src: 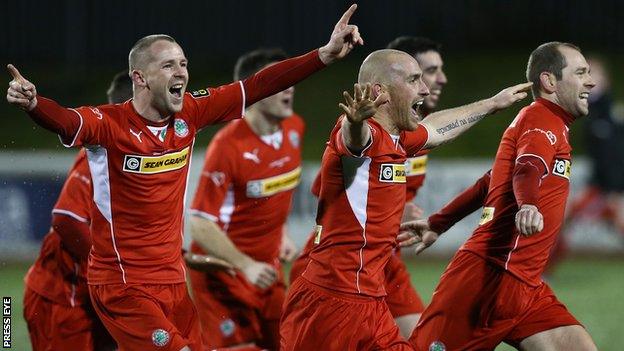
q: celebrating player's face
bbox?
[555,47,595,118]
[142,40,189,116]
[386,56,430,131]
[415,50,447,113]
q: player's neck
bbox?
[372,110,400,135]
[131,95,172,123]
[245,109,282,135]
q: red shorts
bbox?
[89,283,202,351]
[23,287,115,351]
[280,278,414,351]
[189,268,285,350]
[410,251,581,351]
[384,254,425,317]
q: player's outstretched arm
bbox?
[183,251,235,275]
[241,4,363,107]
[6,64,82,143]
[397,171,491,254]
[339,83,388,155]
[189,216,277,289]
[421,82,532,148]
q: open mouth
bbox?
[411,100,424,117]
[169,84,184,99]
[579,92,590,101]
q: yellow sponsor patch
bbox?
[552,159,571,180]
[313,225,323,245]
[246,166,301,198]
[379,163,406,183]
[479,207,495,225]
[123,147,190,174]
[405,155,428,176]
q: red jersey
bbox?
[189,114,305,263]
[66,83,246,284]
[462,98,573,286]
[302,117,428,296]
[24,150,92,306]
[405,149,429,202]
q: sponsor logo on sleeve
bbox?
[123,147,190,174]
[552,158,571,179]
[190,88,211,98]
[379,163,406,183]
[405,155,428,176]
[479,207,495,225]
[246,167,301,198]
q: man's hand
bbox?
[397,219,440,255]
[489,82,533,111]
[183,252,236,275]
[241,260,277,290]
[515,204,544,236]
[6,64,37,111]
[339,83,388,124]
[318,4,363,65]
[279,229,298,263]
[402,202,424,222]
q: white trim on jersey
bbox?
[188,209,219,222]
[220,185,236,232]
[504,234,521,270]
[238,80,246,118]
[86,147,127,284]
[59,108,85,148]
[516,153,550,179]
[344,157,371,294]
[179,138,196,277]
[52,209,89,223]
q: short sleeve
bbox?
[186,82,245,130]
[515,115,559,173]
[65,106,114,148]
[52,151,93,223]
[402,125,430,156]
[189,135,236,222]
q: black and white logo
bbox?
[124,156,141,172]
[380,164,394,182]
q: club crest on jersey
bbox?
[191,88,210,98]
[479,207,495,225]
[123,147,190,174]
[289,130,300,148]
[552,158,571,179]
[220,319,235,337]
[429,341,446,351]
[246,166,301,198]
[174,119,189,137]
[405,155,428,176]
[379,164,406,183]
[151,329,170,347]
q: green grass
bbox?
[1,257,622,350]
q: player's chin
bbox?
[168,100,184,113]
[401,117,420,131]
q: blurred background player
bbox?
[7,7,362,349]
[383,35,448,337]
[280,49,531,350]
[547,55,624,275]
[187,48,303,351]
[403,42,598,351]
[22,71,132,351]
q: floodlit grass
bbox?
[2,257,622,350]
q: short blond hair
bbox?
[128,34,176,71]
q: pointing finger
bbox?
[7,64,25,82]
[336,4,357,27]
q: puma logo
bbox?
[243,148,260,164]
[130,128,143,143]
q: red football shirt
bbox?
[302,117,428,296]
[65,83,246,284]
[405,149,429,202]
[189,114,305,263]
[462,98,573,286]
[24,150,92,306]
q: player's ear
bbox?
[372,83,386,99]
[539,72,556,94]
[131,70,147,88]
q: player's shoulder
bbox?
[513,101,563,130]
[285,113,305,130]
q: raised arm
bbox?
[421,82,532,148]
[243,4,363,107]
